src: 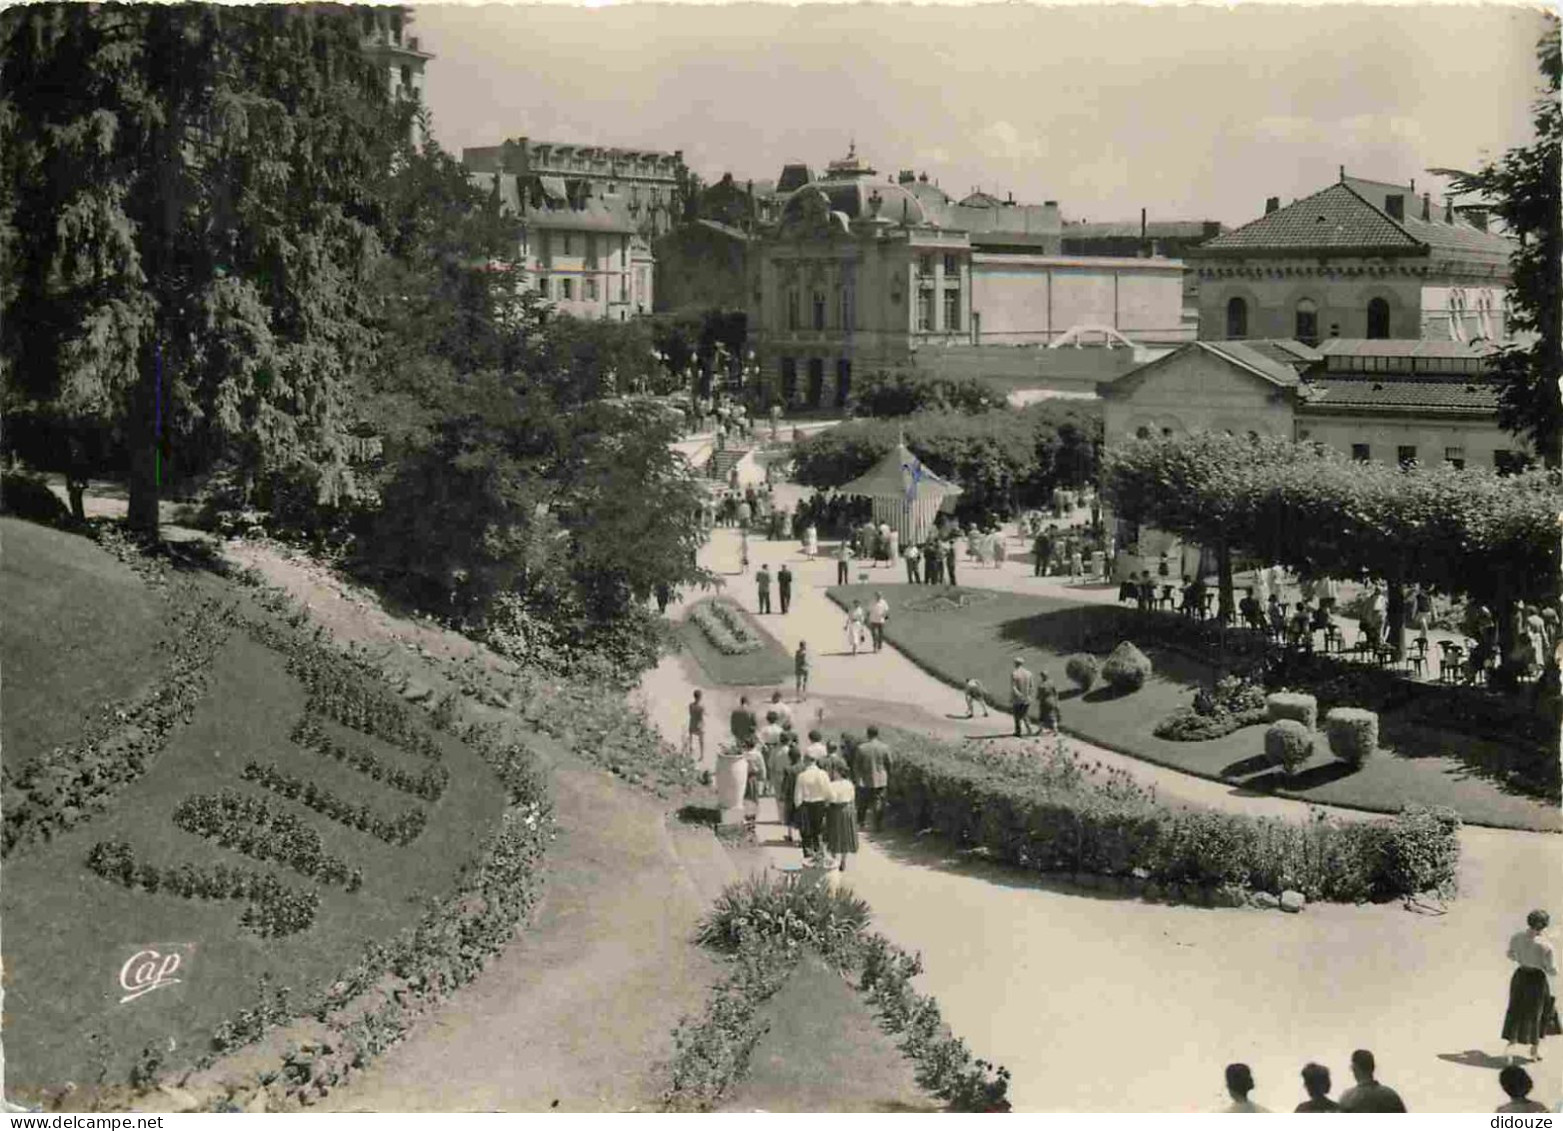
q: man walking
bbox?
[1009,658,1036,737]
[777,563,793,614]
[1033,526,1053,578]
[868,591,890,653]
[835,540,853,586]
[794,641,811,699]
[729,695,758,749]
[851,725,894,830]
[684,689,707,761]
[1338,1050,1406,1112]
[903,540,922,584]
[756,563,772,614]
[793,745,833,867]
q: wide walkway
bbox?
[642,524,1563,1113]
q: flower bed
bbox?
[172,790,363,890]
[880,730,1461,903]
[1154,674,1269,742]
[288,715,449,801]
[664,873,1010,1113]
[690,598,765,656]
[241,761,428,846]
[86,841,320,936]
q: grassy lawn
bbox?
[718,952,941,1113]
[1,618,507,1093]
[829,583,1560,832]
[677,597,794,687]
[1,518,166,761]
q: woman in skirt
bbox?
[825,760,859,872]
[776,740,803,845]
[742,740,767,819]
[1503,909,1560,1064]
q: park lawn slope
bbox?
[1,517,166,760]
[678,596,794,687]
[1,599,508,1096]
[828,583,1560,832]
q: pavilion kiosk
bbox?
[837,439,962,546]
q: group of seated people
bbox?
[1118,572,1212,618]
[1238,589,1339,652]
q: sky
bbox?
[409,2,1553,227]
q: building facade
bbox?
[747,148,1191,409]
[1188,172,1514,345]
[468,172,651,319]
[359,6,433,145]
[463,140,687,237]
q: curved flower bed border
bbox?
[663,873,1010,1113]
[690,598,765,656]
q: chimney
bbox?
[1422,192,1431,221]
[1339,165,1346,183]
[1409,177,1415,193]
[1265,196,1280,215]
[1141,206,1148,239]
[1385,194,1405,221]
[1444,198,1454,223]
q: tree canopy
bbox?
[1451,16,1562,467]
[847,369,1003,418]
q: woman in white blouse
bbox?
[1503,909,1560,1065]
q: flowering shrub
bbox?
[290,715,449,801]
[241,761,428,846]
[880,728,1460,902]
[1064,654,1100,693]
[86,840,320,936]
[1266,691,1319,731]
[1156,675,1270,741]
[690,599,764,656]
[1265,720,1315,775]
[172,790,361,890]
[1101,641,1152,693]
[1325,707,1379,766]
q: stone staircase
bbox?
[705,444,753,481]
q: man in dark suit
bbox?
[777,564,793,614]
[755,564,772,614]
[850,725,894,830]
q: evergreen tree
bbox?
[0,3,407,532]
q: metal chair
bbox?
[1437,641,1464,684]
[1407,636,1429,679]
[1158,584,1176,611]
[1322,622,1345,653]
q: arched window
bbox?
[1294,299,1318,345]
[1367,297,1391,339]
[1226,297,1248,339]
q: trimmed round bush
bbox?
[1101,641,1153,693]
[1265,719,1314,775]
[1266,691,1318,731]
[1065,653,1100,693]
[1325,707,1379,766]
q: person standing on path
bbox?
[794,641,811,699]
[737,497,752,531]
[924,540,943,585]
[1035,670,1061,734]
[835,540,853,585]
[739,530,750,574]
[755,564,772,614]
[654,581,671,615]
[1503,909,1560,1065]
[769,689,793,728]
[776,739,802,845]
[1033,526,1053,577]
[850,725,894,831]
[729,695,758,749]
[684,689,707,761]
[1337,1050,1407,1112]
[994,530,1008,569]
[804,522,818,559]
[903,540,922,583]
[944,537,959,587]
[1010,658,1037,737]
[886,526,900,569]
[825,761,858,872]
[868,591,890,653]
[794,744,833,867]
[777,563,793,614]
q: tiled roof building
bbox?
[1188,170,1515,345]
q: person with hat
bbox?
[793,735,834,867]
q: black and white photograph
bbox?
[0,0,1559,1115]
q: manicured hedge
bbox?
[1325,708,1379,767]
[1266,691,1318,732]
[878,730,1460,902]
[1065,654,1099,693]
[1265,720,1314,775]
[1102,641,1152,693]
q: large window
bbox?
[1294,299,1318,345]
[1397,445,1417,468]
[839,288,852,331]
[586,277,598,301]
[781,357,798,402]
[560,278,573,301]
[1444,447,1465,470]
[943,289,960,332]
[563,234,573,257]
[835,359,852,408]
[1367,297,1391,339]
[917,290,933,332]
[806,358,825,407]
[1226,296,1248,339]
[812,291,826,331]
[943,253,959,277]
[1351,443,1371,462]
[918,254,934,278]
[787,290,799,331]
[585,235,597,268]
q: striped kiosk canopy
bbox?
[837,437,961,546]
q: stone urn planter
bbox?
[715,750,749,828]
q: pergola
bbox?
[837,439,962,545]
